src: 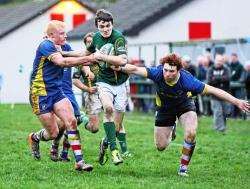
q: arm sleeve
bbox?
[39,41,58,60]
[146,66,163,82]
[185,72,205,94]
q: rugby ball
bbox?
[98,43,114,68]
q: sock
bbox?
[179,140,196,172]
[116,132,127,153]
[60,132,70,159]
[33,129,50,141]
[103,122,117,151]
[67,130,83,163]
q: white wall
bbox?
[0,5,94,103]
[127,0,250,44]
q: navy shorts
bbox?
[155,98,196,127]
[29,90,66,115]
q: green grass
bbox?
[0,104,249,189]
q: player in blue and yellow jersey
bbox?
[113,53,250,176]
[28,20,95,171]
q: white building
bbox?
[0,0,98,103]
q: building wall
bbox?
[127,0,250,44]
[0,2,94,103]
[126,0,250,65]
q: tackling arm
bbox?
[50,53,94,67]
[117,64,147,77]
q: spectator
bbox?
[182,55,197,76]
[207,54,231,133]
[229,53,244,118]
[182,55,200,115]
[242,61,250,99]
[197,55,211,115]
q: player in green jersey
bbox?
[88,9,132,165]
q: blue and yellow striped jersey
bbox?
[30,40,72,96]
[146,65,205,108]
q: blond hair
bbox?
[44,20,66,37]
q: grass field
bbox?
[0,104,249,189]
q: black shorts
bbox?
[155,98,196,127]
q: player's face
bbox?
[163,63,178,82]
[51,27,67,45]
[97,21,113,38]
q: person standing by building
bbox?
[229,53,244,118]
[207,54,231,133]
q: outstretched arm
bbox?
[203,84,250,112]
[113,64,148,77]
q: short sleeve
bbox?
[183,71,205,94]
[146,65,163,82]
[39,41,57,59]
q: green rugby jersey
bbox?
[87,29,129,85]
[73,63,99,87]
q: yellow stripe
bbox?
[31,57,47,96]
[155,94,161,107]
[31,94,40,114]
[202,84,208,94]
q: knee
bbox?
[48,129,59,139]
[105,106,114,115]
[155,141,170,151]
[185,129,196,142]
[68,117,77,130]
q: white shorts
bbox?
[84,92,102,115]
[96,82,128,112]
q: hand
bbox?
[87,71,95,81]
[88,86,97,94]
[93,49,105,62]
[110,65,121,71]
[236,99,250,112]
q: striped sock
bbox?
[179,140,196,172]
[33,129,49,141]
[60,133,70,159]
[67,130,83,163]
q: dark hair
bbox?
[160,53,183,70]
[95,9,113,27]
[231,52,238,57]
[83,32,95,45]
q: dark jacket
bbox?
[230,61,244,81]
[207,65,231,92]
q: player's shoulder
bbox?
[147,65,163,80]
[180,69,194,79]
[112,29,124,37]
[61,43,72,51]
[39,39,53,49]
